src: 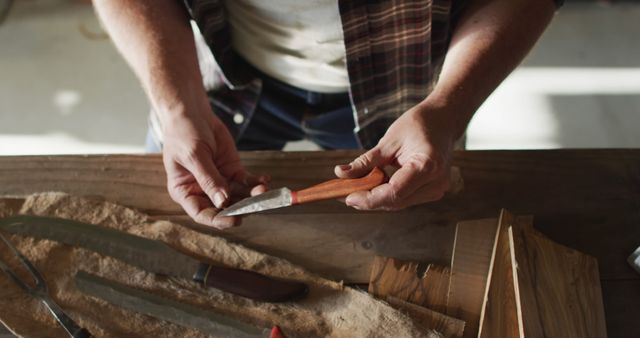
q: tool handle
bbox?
[193,263,308,303]
[292,167,386,205]
[72,328,92,338]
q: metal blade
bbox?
[218,188,293,217]
[0,215,199,280]
[74,271,267,338]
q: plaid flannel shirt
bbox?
[181,0,562,149]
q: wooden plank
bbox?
[368,256,450,313]
[511,221,608,338]
[447,218,499,338]
[478,210,521,338]
[387,296,465,338]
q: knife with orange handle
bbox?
[218,167,387,217]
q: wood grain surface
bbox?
[478,210,608,338]
[447,218,499,338]
[368,256,450,313]
[511,219,608,338]
[478,211,521,338]
[0,150,638,337]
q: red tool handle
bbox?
[291,167,386,205]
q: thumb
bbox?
[335,147,384,179]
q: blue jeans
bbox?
[146,73,360,152]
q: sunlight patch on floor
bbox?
[0,133,144,155]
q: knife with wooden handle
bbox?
[0,216,308,303]
[218,167,387,217]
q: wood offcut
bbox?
[447,218,499,338]
[478,210,608,338]
[368,256,451,313]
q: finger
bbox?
[250,184,268,196]
[212,214,240,229]
[178,194,238,229]
[228,181,268,202]
[346,171,449,211]
[393,178,449,209]
[344,163,424,210]
[183,152,230,209]
[335,147,385,179]
[344,155,443,210]
[345,183,398,210]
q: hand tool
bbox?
[0,232,91,338]
[74,271,268,338]
[269,326,286,338]
[218,167,386,217]
[0,216,308,303]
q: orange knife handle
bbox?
[291,167,386,205]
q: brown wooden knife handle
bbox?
[291,167,386,205]
[193,263,308,302]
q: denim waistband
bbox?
[249,66,350,106]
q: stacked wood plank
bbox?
[368,210,607,338]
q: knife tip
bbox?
[216,209,233,217]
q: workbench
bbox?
[0,149,638,337]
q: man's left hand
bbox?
[335,103,458,211]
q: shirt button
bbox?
[233,113,245,124]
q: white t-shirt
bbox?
[225,0,350,93]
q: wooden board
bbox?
[368,256,450,313]
[511,221,608,338]
[387,296,465,338]
[478,210,520,338]
[447,218,499,338]
[0,150,639,336]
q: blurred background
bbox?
[0,0,638,155]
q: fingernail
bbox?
[213,191,227,208]
[339,164,352,171]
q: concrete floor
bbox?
[0,1,639,155]
[468,2,640,149]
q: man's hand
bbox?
[162,107,269,229]
[93,0,271,228]
[335,103,456,211]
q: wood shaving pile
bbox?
[0,193,438,338]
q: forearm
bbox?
[92,0,208,125]
[422,0,556,138]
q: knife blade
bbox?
[0,215,308,303]
[74,271,268,338]
[218,167,386,217]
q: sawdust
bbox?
[0,193,439,338]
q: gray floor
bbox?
[0,1,638,155]
[467,3,640,149]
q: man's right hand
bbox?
[92,0,269,228]
[162,107,269,230]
